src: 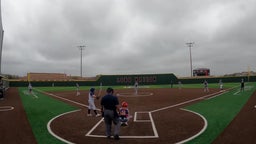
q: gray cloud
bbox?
[1,0,256,77]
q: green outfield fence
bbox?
[7,74,256,87]
[179,75,256,84]
[8,73,178,87]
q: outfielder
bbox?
[28,82,33,94]
[219,79,223,90]
[87,88,101,117]
[178,81,182,90]
[240,78,245,92]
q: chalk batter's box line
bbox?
[134,112,151,122]
[86,111,159,138]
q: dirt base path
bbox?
[0,88,37,144]
[213,91,256,144]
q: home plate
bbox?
[254,105,256,108]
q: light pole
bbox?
[78,45,85,77]
[186,42,194,77]
[0,0,4,74]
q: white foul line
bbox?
[31,93,38,99]
[35,88,100,111]
[233,91,240,95]
[0,106,14,111]
[85,118,104,137]
[151,91,224,113]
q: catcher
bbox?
[87,88,101,117]
[119,101,130,126]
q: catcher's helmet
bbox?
[121,101,128,107]
[90,88,95,93]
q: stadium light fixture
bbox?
[0,0,4,74]
[78,45,86,77]
[186,42,194,77]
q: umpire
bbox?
[101,87,121,140]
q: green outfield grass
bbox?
[185,82,256,144]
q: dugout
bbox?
[0,75,9,99]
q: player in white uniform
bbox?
[28,83,33,94]
[203,80,209,92]
[178,81,182,90]
[219,79,223,91]
[134,80,138,95]
[76,83,80,96]
[87,88,101,117]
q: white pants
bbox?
[88,100,96,110]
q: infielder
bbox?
[203,80,209,92]
[134,80,138,94]
[240,78,245,92]
[76,83,80,96]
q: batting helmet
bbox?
[90,88,95,93]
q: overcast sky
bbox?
[1,0,256,77]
